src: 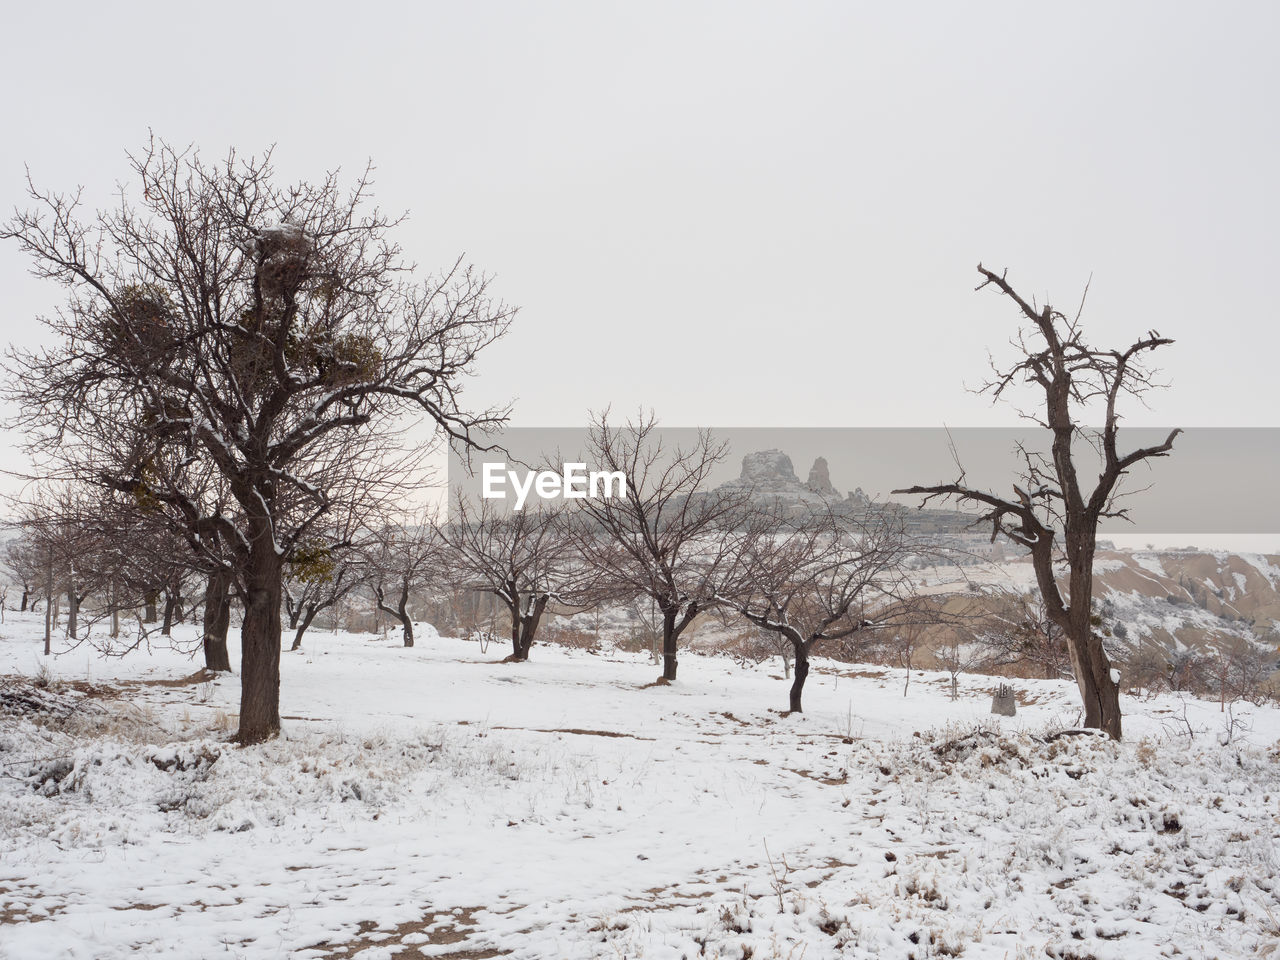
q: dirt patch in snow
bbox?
[306,906,510,959]
[112,669,224,690]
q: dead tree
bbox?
[722,507,913,713]
[577,412,746,682]
[895,264,1179,740]
[3,139,512,743]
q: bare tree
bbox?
[1168,649,1212,694]
[11,485,117,645]
[882,616,929,697]
[729,627,796,678]
[7,507,61,652]
[285,500,367,651]
[979,589,1073,680]
[365,508,444,648]
[285,548,360,651]
[933,627,995,701]
[443,495,591,662]
[119,491,237,669]
[3,538,42,613]
[10,482,234,668]
[3,139,512,743]
[895,264,1179,740]
[1208,636,1276,709]
[201,562,235,671]
[577,412,746,682]
[722,507,914,713]
[122,462,239,671]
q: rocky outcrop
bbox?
[716,449,980,534]
[738,449,800,490]
[806,457,838,497]
[718,450,840,511]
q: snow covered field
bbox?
[2,613,1279,959]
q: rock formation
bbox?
[806,457,838,497]
[717,450,841,512]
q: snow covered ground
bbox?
[2,613,1279,959]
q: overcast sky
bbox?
[2,1,1276,440]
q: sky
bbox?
[1,2,1277,543]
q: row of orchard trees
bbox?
[2,137,1185,744]
[3,410,929,723]
[6,485,212,655]
[462,414,926,715]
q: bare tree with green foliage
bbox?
[3,138,512,743]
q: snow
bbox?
[2,613,1279,958]
[1234,571,1250,598]
[1240,553,1280,585]
[1133,554,1167,578]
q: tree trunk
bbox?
[399,603,414,647]
[373,583,414,646]
[661,605,678,681]
[43,552,52,656]
[285,589,301,630]
[510,595,547,662]
[237,529,283,745]
[789,645,810,713]
[1064,552,1122,739]
[1069,628,1121,737]
[144,591,158,623]
[20,587,29,612]
[398,582,414,647]
[291,605,319,651]
[509,600,522,658]
[203,569,233,672]
[162,591,176,636]
[66,585,78,640]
